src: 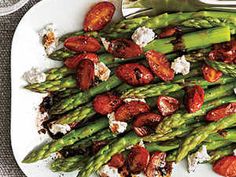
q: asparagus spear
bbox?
[50,155,87,172]
[22,117,108,163]
[209,144,236,163]
[78,132,140,177]
[55,88,80,98]
[176,113,236,162]
[49,48,75,61]
[143,26,230,53]
[122,76,234,99]
[206,59,236,78]
[25,76,77,93]
[206,129,236,143]
[156,82,236,134]
[59,31,99,42]
[46,66,74,81]
[50,75,122,114]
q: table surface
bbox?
[0,1,40,176]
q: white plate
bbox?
[11,0,220,176]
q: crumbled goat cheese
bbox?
[138,139,145,147]
[95,62,111,81]
[39,23,58,55]
[132,26,155,47]
[234,149,236,156]
[187,145,211,173]
[123,98,146,103]
[234,88,236,95]
[108,112,128,134]
[101,38,110,51]
[49,123,71,135]
[98,164,120,177]
[23,67,46,84]
[131,172,146,177]
[171,55,191,75]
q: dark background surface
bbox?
[0,0,40,176]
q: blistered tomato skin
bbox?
[93,92,123,115]
[159,27,180,39]
[115,63,154,86]
[185,85,205,113]
[205,103,236,122]
[133,113,162,137]
[64,36,101,53]
[128,146,150,174]
[145,50,174,82]
[64,53,99,69]
[108,154,125,168]
[115,101,150,122]
[146,152,172,177]
[157,96,180,116]
[202,64,223,83]
[108,39,143,59]
[83,2,115,32]
[76,59,95,91]
[213,156,236,177]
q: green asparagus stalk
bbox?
[209,144,236,163]
[206,59,236,78]
[50,155,87,172]
[176,113,236,162]
[46,66,74,81]
[50,75,122,114]
[78,132,140,177]
[55,88,80,98]
[122,76,234,99]
[51,103,96,126]
[49,48,75,61]
[143,26,230,53]
[22,117,108,163]
[59,31,99,42]
[25,76,77,93]
[206,129,236,143]
[156,82,236,134]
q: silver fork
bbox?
[122,0,236,18]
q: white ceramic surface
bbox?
[11,0,220,176]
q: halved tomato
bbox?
[157,96,180,116]
[213,156,236,177]
[145,50,174,81]
[202,64,222,83]
[108,153,125,168]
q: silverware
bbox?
[122,0,236,18]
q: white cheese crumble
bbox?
[95,62,111,81]
[49,123,71,135]
[100,37,110,51]
[131,172,146,177]
[39,23,58,55]
[234,149,236,156]
[98,164,120,177]
[234,88,236,95]
[107,112,128,134]
[138,139,145,147]
[171,55,190,75]
[187,145,211,173]
[132,26,155,47]
[123,98,146,103]
[23,67,46,84]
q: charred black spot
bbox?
[39,95,53,113]
[134,68,142,81]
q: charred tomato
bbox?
[202,64,222,83]
[213,156,236,177]
[157,96,180,116]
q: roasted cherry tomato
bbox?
[76,59,95,91]
[64,36,101,53]
[202,64,222,83]
[108,153,125,168]
[64,53,99,69]
[213,156,236,177]
[145,50,174,82]
[159,27,180,39]
[157,96,180,116]
[108,38,143,59]
[93,92,123,115]
[146,152,172,177]
[205,103,236,122]
[83,2,115,31]
[92,140,108,154]
[115,101,150,122]
[133,113,162,137]
[185,85,205,113]
[209,40,236,64]
[128,145,150,174]
[119,165,130,177]
[115,63,154,86]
